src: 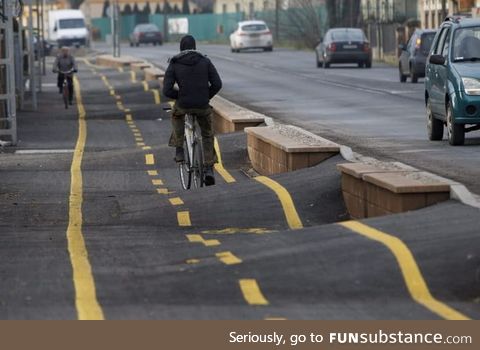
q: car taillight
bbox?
[415,37,421,49]
[328,43,336,52]
[363,42,370,52]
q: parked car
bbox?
[230,20,273,52]
[425,16,480,145]
[315,28,372,68]
[129,24,163,47]
[399,29,436,83]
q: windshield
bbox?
[59,18,85,29]
[331,30,365,42]
[453,26,480,61]
[241,24,267,32]
[137,24,159,32]
[421,33,436,51]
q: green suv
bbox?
[425,17,480,145]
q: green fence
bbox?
[90,7,326,45]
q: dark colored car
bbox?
[425,16,480,145]
[315,28,372,68]
[399,29,436,83]
[129,24,163,47]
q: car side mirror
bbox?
[429,54,445,65]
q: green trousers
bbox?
[169,104,217,166]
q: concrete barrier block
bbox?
[211,96,265,133]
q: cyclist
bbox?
[53,46,78,105]
[163,35,222,186]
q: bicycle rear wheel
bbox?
[63,83,69,109]
[179,138,192,190]
[192,134,205,188]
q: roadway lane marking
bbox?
[152,179,164,186]
[67,77,104,320]
[151,89,161,104]
[130,71,137,83]
[339,221,471,320]
[125,114,133,121]
[142,146,152,150]
[147,170,158,176]
[177,211,191,226]
[239,279,269,306]
[254,176,303,230]
[169,197,184,206]
[157,188,170,194]
[186,234,220,247]
[214,137,236,183]
[142,81,149,91]
[216,251,242,265]
[145,154,155,165]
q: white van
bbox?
[48,10,88,47]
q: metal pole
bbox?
[28,3,37,110]
[36,0,42,92]
[41,0,46,75]
[275,0,279,41]
[115,0,120,57]
[18,18,25,109]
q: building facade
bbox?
[419,0,476,29]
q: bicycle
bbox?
[164,106,205,189]
[59,69,74,109]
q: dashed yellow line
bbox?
[216,251,242,265]
[151,89,161,104]
[152,179,164,186]
[157,188,170,194]
[169,197,184,206]
[142,146,152,150]
[125,114,133,121]
[67,77,104,320]
[214,137,236,183]
[145,154,155,165]
[147,170,158,176]
[254,176,303,230]
[137,142,145,147]
[339,221,470,320]
[186,234,220,247]
[142,81,149,91]
[177,211,191,226]
[239,279,269,306]
[130,71,137,83]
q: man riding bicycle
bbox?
[53,47,78,105]
[163,35,222,186]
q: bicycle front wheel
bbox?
[179,138,192,190]
[63,84,69,109]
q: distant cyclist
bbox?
[163,35,222,186]
[53,46,78,105]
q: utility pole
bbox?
[275,0,279,41]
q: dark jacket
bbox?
[163,51,222,109]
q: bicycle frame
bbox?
[184,113,196,164]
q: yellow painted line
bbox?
[152,179,164,186]
[142,81,149,91]
[118,66,124,73]
[129,126,137,131]
[109,90,115,96]
[135,138,144,142]
[201,227,273,235]
[130,71,137,83]
[116,102,124,110]
[136,142,145,146]
[169,197,184,206]
[68,77,104,320]
[133,132,142,137]
[147,170,158,176]
[254,176,303,230]
[82,58,94,67]
[186,234,220,247]
[125,114,133,121]
[151,89,161,104]
[213,137,236,183]
[157,188,170,195]
[186,259,200,264]
[216,251,242,265]
[142,146,152,150]
[124,108,131,112]
[177,211,191,226]
[115,95,121,100]
[239,279,269,306]
[145,154,155,165]
[339,221,470,320]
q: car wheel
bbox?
[324,61,330,69]
[316,54,323,68]
[365,61,372,68]
[399,65,407,83]
[410,65,418,83]
[129,42,133,47]
[426,98,443,141]
[447,102,465,145]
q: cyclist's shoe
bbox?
[175,147,185,163]
[204,166,215,186]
